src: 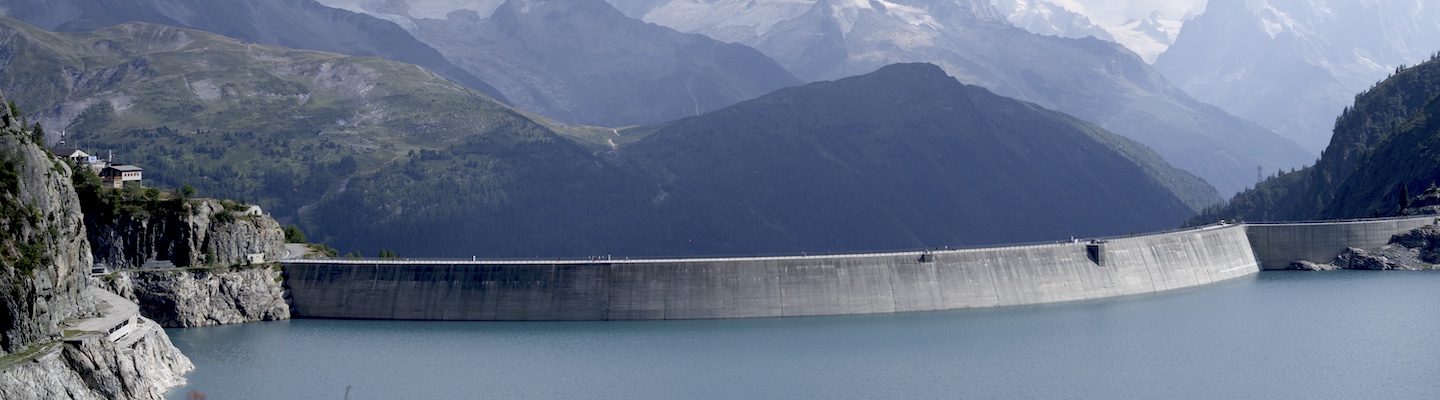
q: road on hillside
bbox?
[282,244,309,260]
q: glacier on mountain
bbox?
[990,0,1184,63]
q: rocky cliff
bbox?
[105,267,290,328]
[0,320,192,400]
[0,90,192,399]
[85,199,286,270]
[0,97,96,356]
[1403,185,1440,216]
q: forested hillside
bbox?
[1191,54,1440,223]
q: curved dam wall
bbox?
[1245,217,1439,270]
[284,225,1259,320]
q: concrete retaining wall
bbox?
[284,225,1259,320]
[1244,217,1438,270]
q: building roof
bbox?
[105,164,143,172]
[52,148,88,158]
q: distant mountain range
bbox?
[990,0,1183,64]
[1192,54,1440,223]
[315,0,803,127]
[0,18,1213,257]
[608,0,1311,195]
[3,0,1320,199]
[1156,0,1440,154]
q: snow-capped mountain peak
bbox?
[317,0,507,31]
[1104,11,1183,63]
[989,0,1187,63]
[991,0,1114,43]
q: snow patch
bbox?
[107,96,134,114]
[643,0,814,41]
[313,0,507,30]
[189,79,222,100]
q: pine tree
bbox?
[11,102,26,129]
[31,123,43,144]
[1399,184,1411,213]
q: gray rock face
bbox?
[106,268,290,328]
[1390,225,1440,264]
[0,92,191,399]
[0,318,193,400]
[87,199,286,270]
[1333,247,1399,270]
[0,113,95,356]
[1402,185,1440,216]
[1286,260,1339,271]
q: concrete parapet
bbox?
[284,225,1259,320]
[1244,217,1437,270]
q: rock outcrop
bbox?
[1402,185,1440,216]
[0,90,191,399]
[105,267,290,328]
[1287,225,1440,270]
[86,199,286,270]
[1287,260,1340,271]
[0,104,95,356]
[0,320,192,400]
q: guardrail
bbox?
[283,221,1254,265]
[1240,215,1437,225]
[282,215,1435,266]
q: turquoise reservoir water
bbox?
[165,271,1440,399]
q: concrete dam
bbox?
[282,216,1437,320]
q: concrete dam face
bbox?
[283,217,1435,320]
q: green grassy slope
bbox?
[0,18,585,237]
[1,0,506,101]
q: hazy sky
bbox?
[1051,0,1209,25]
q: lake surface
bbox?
[165,271,1440,399]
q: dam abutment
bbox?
[1244,217,1438,270]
